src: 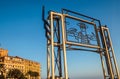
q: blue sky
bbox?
[0,0,120,79]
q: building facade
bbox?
[0,48,41,79]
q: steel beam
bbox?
[64,14,95,25]
[50,12,55,79]
[66,41,100,49]
[47,44,51,79]
[61,14,68,79]
[101,27,114,79]
[104,27,120,79]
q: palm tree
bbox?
[7,69,26,79]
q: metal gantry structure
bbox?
[42,7,120,79]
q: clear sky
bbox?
[0,0,120,79]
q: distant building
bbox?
[0,48,41,79]
[0,48,8,57]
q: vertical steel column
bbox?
[47,43,51,79]
[61,15,68,79]
[106,28,120,79]
[101,27,114,79]
[94,25,106,79]
[50,12,55,79]
[100,53,106,79]
[56,18,62,77]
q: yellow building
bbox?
[0,48,8,57]
[0,48,41,79]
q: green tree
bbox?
[0,64,5,79]
[34,72,39,77]
[7,69,26,79]
[0,71,4,79]
[27,70,39,78]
